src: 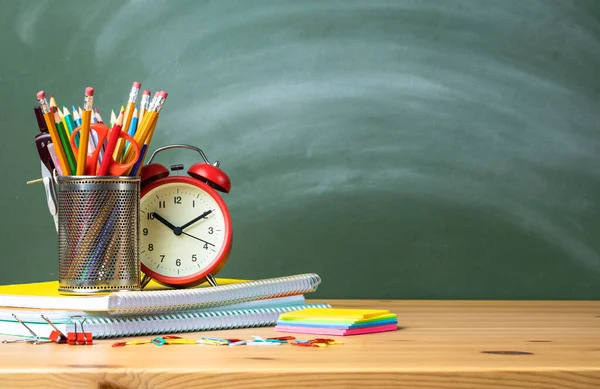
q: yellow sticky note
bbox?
[279,308,390,320]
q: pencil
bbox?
[47,144,64,176]
[37,91,71,175]
[122,91,167,165]
[76,87,94,175]
[62,106,76,138]
[49,95,58,112]
[129,109,160,176]
[113,82,141,162]
[97,111,124,176]
[96,108,104,123]
[57,104,71,140]
[138,90,151,121]
[54,110,77,174]
[110,110,117,128]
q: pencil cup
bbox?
[56,176,141,294]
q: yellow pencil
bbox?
[36,91,71,175]
[138,89,151,122]
[122,91,167,164]
[113,82,141,162]
[76,87,94,175]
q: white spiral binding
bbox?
[73,303,330,338]
[107,273,322,316]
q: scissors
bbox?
[70,123,140,176]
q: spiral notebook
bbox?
[0,273,322,316]
[0,303,331,339]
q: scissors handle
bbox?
[106,132,140,176]
[70,124,140,176]
[69,124,108,176]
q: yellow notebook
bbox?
[0,278,241,312]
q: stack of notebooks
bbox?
[0,273,330,339]
[275,308,398,336]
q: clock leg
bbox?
[140,274,152,289]
[205,273,218,287]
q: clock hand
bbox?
[180,209,213,231]
[181,232,215,246]
[152,212,182,236]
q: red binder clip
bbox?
[41,315,67,343]
[67,316,93,345]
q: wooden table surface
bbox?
[0,300,598,389]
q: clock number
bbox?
[148,244,154,251]
[192,254,197,262]
[203,243,209,250]
[193,200,195,208]
[176,258,181,266]
[208,227,213,234]
[174,196,182,204]
[143,228,148,236]
[158,200,165,208]
[147,213,155,220]
[160,255,165,263]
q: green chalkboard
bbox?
[1,0,599,299]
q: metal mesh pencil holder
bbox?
[57,176,141,294]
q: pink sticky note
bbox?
[274,324,398,336]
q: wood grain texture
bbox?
[0,300,599,389]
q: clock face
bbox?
[139,180,231,283]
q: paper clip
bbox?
[199,337,229,346]
[267,336,295,342]
[1,314,51,345]
[247,341,282,346]
[68,316,92,345]
[112,340,152,347]
[152,337,167,346]
[41,315,67,343]
[291,340,318,348]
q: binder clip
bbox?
[67,316,93,345]
[1,314,51,345]
[41,315,67,343]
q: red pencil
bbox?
[96,111,124,176]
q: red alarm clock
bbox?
[139,144,232,288]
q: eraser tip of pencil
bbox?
[85,87,94,96]
[143,90,151,95]
[133,81,141,89]
[159,91,168,98]
[37,91,46,99]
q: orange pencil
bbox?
[76,87,94,175]
[113,82,141,162]
[37,91,71,175]
[122,91,167,164]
